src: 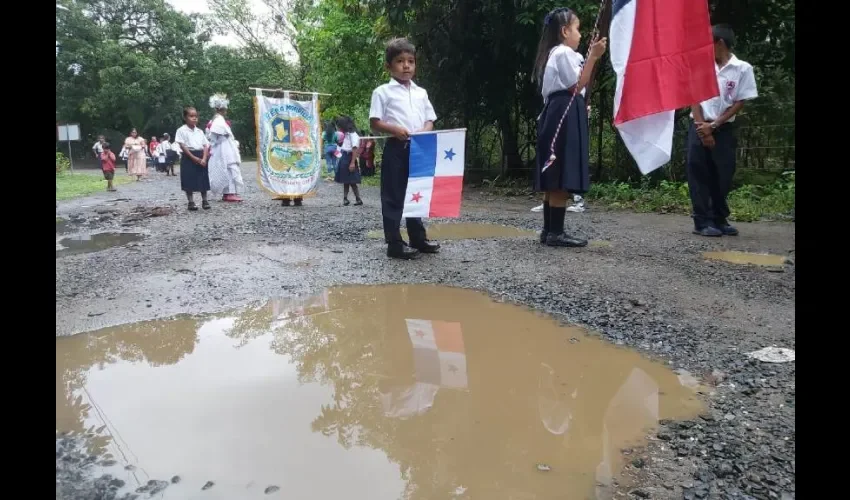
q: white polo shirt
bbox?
[696,55,758,122]
[542,44,586,101]
[340,132,360,152]
[369,79,437,133]
[175,125,209,150]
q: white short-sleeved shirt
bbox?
[340,132,361,152]
[156,140,170,156]
[696,55,758,122]
[542,45,586,101]
[369,79,437,133]
[175,125,209,150]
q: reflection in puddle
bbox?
[56,232,144,257]
[56,285,703,499]
[367,223,537,241]
[702,250,788,267]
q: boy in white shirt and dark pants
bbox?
[688,24,758,237]
[370,38,441,260]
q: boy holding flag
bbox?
[370,38,441,260]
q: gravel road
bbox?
[56,163,795,499]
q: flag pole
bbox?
[359,128,467,140]
[249,87,332,96]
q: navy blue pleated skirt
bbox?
[334,151,361,184]
[180,149,210,192]
[534,90,590,194]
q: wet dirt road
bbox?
[56,163,795,499]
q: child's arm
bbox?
[369,88,409,140]
[370,119,409,141]
[418,94,437,132]
[576,38,607,93]
[201,145,210,164]
[179,143,202,164]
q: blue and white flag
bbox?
[403,129,466,218]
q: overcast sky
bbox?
[167,0,282,51]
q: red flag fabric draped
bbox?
[610,0,719,174]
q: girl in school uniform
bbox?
[532,7,605,247]
[334,116,363,206]
[175,106,211,211]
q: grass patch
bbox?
[56,172,134,201]
[585,174,795,222]
[478,172,795,222]
[361,174,381,187]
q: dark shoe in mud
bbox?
[354,199,363,206]
[693,226,723,237]
[717,223,739,236]
[188,202,198,212]
[545,232,587,247]
[294,198,303,206]
[539,231,548,244]
[343,198,351,206]
[281,198,291,207]
[387,243,420,260]
[412,240,441,254]
[202,200,211,210]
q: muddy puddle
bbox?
[56,285,703,499]
[367,223,537,241]
[56,232,144,257]
[703,250,788,267]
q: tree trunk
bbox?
[499,112,523,176]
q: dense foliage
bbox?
[56,0,795,183]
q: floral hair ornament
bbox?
[208,93,230,110]
[544,7,571,26]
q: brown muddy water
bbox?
[702,250,788,267]
[56,285,703,499]
[56,232,144,257]
[367,223,537,241]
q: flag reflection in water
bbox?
[381,319,467,419]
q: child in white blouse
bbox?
[531,7,605,248]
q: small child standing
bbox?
[157,133,175,176]
[175,106,211,211]
[100,143,117,192]
[532,7,605,247]
[369,38,441,260]
[92,135,105,169]
[334,116,363,206]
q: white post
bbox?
[67,138,74,172]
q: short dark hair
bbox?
[712,24,735,50]
[182,106,196,118]
[385,37,416,64]
[335,115,357,133]
[102,142,111,150]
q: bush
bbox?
[56,152,71,174]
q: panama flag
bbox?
[403,129,466,218]
[406,319,468,389]
[610,0,719,175]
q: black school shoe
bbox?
[545,232,587,247]
[539,231,547,244]
[281,199,291,207]
[411,240,441,254]
[693,226,723,237]
[294,198,303,206]
[716,223,739,236]
[387,242,420,260]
